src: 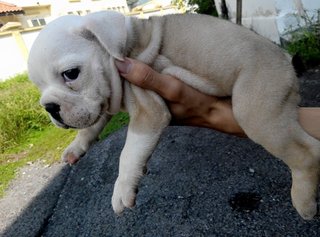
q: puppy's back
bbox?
[159,14,292,92]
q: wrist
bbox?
[207,99,246,137]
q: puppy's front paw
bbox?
[112,178,137,214]
[62,142,88,165]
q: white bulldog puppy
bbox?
[28,11,320,219]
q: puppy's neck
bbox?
[125,16,164,65]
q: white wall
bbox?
[130,8,179,19]
[21,30,40,52]
[0,30,40,81]
[214,0,320,44]
[50,0,129,17]
[0,33,28,81]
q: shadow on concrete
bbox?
[2,165,70,237]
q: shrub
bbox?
[286,10,320,67]
[0,74,50,152]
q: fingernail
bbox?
[115,58,132,74]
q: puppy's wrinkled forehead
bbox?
[29,11,126,90]
[29,15,86,61]
[28,15,94,86]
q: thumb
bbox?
[115,58,182,101]
[115,57,165,91]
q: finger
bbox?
[115,58,183,102]
[115,58,159,88]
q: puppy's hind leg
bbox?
[232,71,320,220]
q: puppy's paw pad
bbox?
[64,153,80,165]
[62,143,87,164]
[112,178,137,214]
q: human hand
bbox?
[115,58,246,137]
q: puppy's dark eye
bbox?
[62,68,80,81]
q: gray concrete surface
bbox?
[2,68,320,237]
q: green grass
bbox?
[0,74,129,197]
[100,112,129,139]
[0,74,49,153]
[0,126,76,196]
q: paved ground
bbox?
[0,161,67,232]
[1,68,320,237]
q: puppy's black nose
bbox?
[45,103,60,114]
[44,103,64,124]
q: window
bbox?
[39,19,46,25]
[30,18,46,27]
[67,10,85,15]
[31,19,39,27]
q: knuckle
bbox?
[140,68,155,88]
[165,80,183,101]
[169,103,186,118]
[132,63,154,88]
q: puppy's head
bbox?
[28,11,127,129]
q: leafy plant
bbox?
[286,10,320,67]
[172,0,218,16]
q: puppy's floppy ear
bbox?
[79,11,126,60]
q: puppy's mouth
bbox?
[61,123,76,129]
[53,119,76,129]
[48,110,76,129]
[53,103,105,130]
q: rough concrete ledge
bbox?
[3,125,320,237]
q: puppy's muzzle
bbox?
[45,103,64,124]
